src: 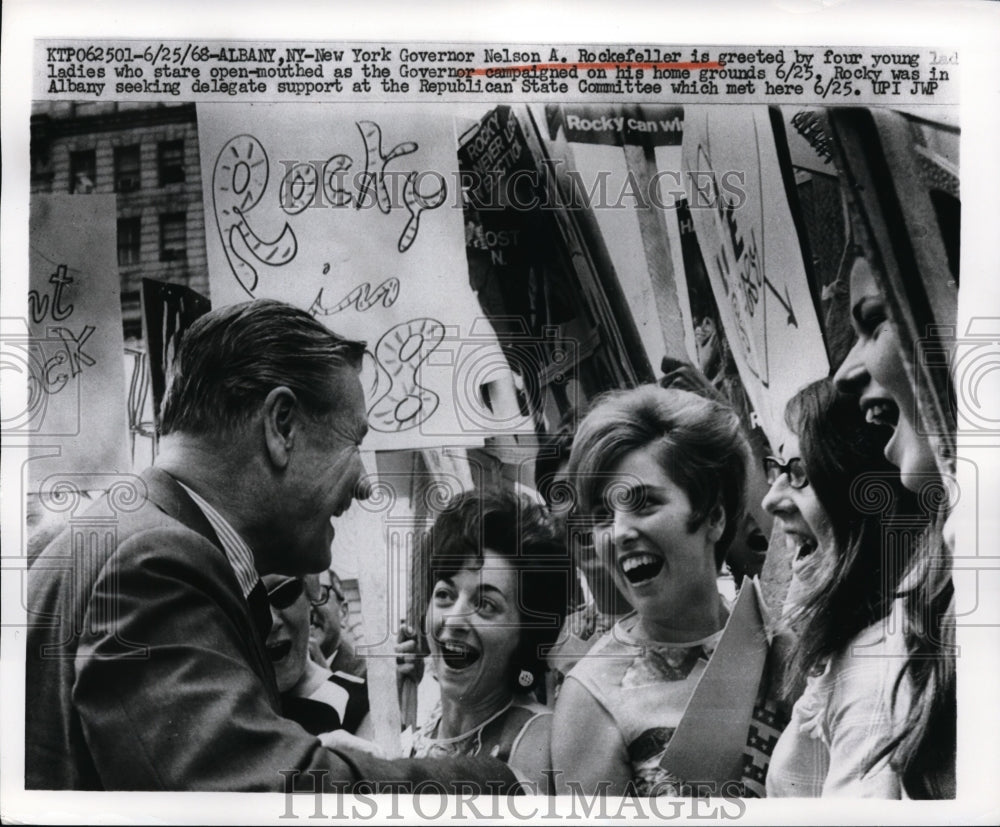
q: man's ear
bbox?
[706,502,727,544]
[263,386,298,470]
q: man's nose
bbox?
[353,474,372,501]
[353,453,376,501]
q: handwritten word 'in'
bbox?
[309,278,401,317]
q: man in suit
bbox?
[25,299,518,793]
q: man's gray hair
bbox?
[159,299,366,437]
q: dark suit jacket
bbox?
[25,467,516,793]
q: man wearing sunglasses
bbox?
[267,574,370,738]
[26,299,520,794]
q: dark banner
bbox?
[457,105,540,268]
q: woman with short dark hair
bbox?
[404,488,574,790]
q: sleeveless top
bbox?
[565,614,724,796]
[407,698,550,763]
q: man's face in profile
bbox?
[281,370,370,574]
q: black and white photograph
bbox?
[2,1,998,824]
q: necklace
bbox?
[419,699,515,758]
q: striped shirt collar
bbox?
[176,481,259,599]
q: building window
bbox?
[159,212,186,262]
[69,149,96,193]
[158,139,185,186]
[117,216,141,267]
[114,145,141,193]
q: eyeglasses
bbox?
[266,577,305,610]
[764,456,809,489]
[310,583,345,608]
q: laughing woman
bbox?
[762,378,921,797]
[405,489,574,791]
[550,385,754,796]
[831,255,956,798]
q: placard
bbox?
[197,103,531,450]
[681,105,829,446]
[18,194,130,492]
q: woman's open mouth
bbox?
[794,536,818,563]
[619,552,665,585]
[266,640,292,662]
[863,398,899,429]
[436,639,481,670]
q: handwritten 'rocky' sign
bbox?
[20,194,130,492]
[681,106,828,448]
[197,103,530,450]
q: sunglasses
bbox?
[764,456,809,489]
[266,577,305,610]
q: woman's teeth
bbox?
[620,553,664,584]
[438,639,480,670]
[865,400,899,428]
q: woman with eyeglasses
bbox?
[263,573,372,740]
[762,378,925,797]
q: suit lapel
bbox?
[140,467,280,704]
[245,580,274,640]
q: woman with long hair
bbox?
[831,255,956,798]
[763,378,922,796]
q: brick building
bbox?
[30,101,209,340]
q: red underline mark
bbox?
[467,62,724,76]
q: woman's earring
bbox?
[518,669,534,688]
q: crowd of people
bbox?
[25,245,956,799]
